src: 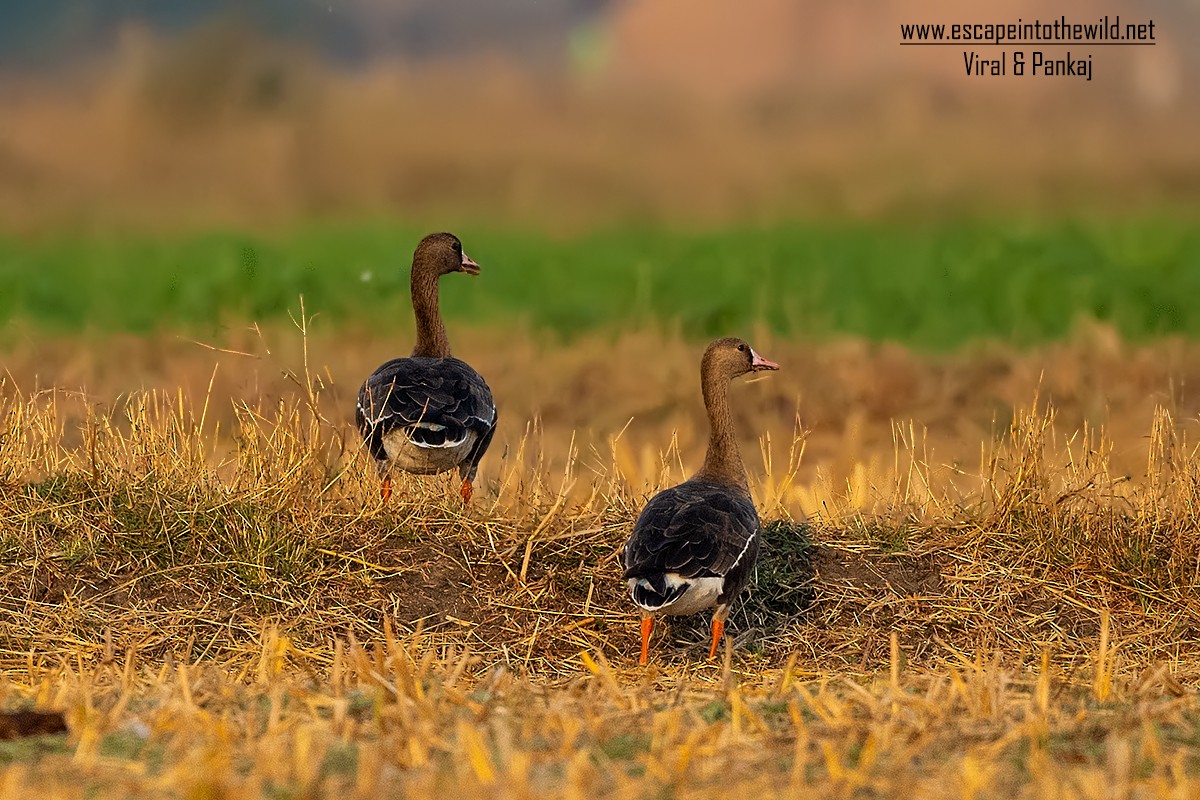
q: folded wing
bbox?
[622,480,760,610]
[356,356,496,473]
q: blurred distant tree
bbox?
[128,11,322,135]
[0,0,612,69]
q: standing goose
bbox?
[622,337,778,664]
[356,232,497,503]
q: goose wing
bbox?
[622,480,760,583]
[356,356,496,461]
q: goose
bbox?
[355,232,497,503]
[622,337,778,664]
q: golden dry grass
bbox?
[5,325,1200,796]
[3,625,1199,799]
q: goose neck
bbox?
[410,266,451,358]
[695,372,748,490]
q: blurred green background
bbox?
[2,220,1198,347]
[1,1,1197,346]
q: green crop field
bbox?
[2,217,1197,346]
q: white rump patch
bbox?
[411,433,469,449]
[629,573,725,616]
[408,421,469,448]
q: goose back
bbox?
[622,479,761,615]
[356,355,496,480]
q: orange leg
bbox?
[639,615,653,665]
[708,617,725,660]
[461,479,473,504]
[381,476,392,502]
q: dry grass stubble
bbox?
[4,325,1200,795]
[1,623,1198,798]
[3,323,1200,669]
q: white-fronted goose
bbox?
[622,337,778,664]
[355,232,497,503]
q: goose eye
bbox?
[737,344,747,352]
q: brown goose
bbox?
[355,233,497,503]
[622,337,778,664]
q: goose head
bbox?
[702,337,779,384]
[414,232,480,277]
